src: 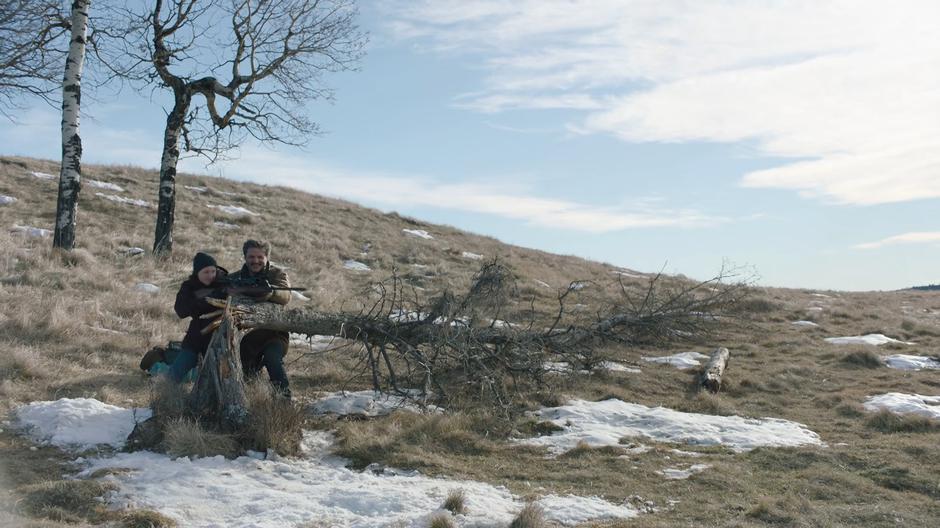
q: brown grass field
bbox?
[1,155,939,527]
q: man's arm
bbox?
[266,267,291,305]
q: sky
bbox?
[3,0,940,291]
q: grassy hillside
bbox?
[2,155,940,527]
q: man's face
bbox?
[246,247,267,274]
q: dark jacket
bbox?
[229,263,291,355]
[174,269,228,355]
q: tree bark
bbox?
[53,0,90,250]
[700,347,730,393]
[152,88,190,256]
[190,297,250,432]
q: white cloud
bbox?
[855,231,940,250]
[383,1,940,206]
[210,146,724,233]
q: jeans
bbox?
[168,347,199,383]
[244,341,291,398]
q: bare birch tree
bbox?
[0,1,68,117]
[53,0,92,250]
[99,0,366,256]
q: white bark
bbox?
[53,0,90,250]
[700,347,730,393]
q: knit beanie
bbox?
[192,252,217,275]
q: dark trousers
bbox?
[242,341,290,397]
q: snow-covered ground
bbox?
[10,224,51,238]
[30,170,55,180]
[13,398,638,527]
[522,399,824,454]
[657,464,710,480]
[461,251,483,260]
[213,221,240,230]
[0,194,16,205]
[791,320,819,327]
[543,361,641,374]
[87,179,124,192]
[864,393,940,419]
[309,390,440,417]
[824,334,914,346]
[207,204,259,217]
[343,259,371,272]
[402,229,433,239]
[881,354,940,370]
[641,352,710,370]
[96,193,150,207]
[133,283,160,294]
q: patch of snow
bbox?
[657,464,711,480]
[0,195,16,205]
[824,334,914,346]
[641,352,710,370]
[14,398,151,450]
[544,362,574,373]
[289,334,350,353]
[390,309,429,322]
[611,270,644,278]
[882,354,940,371]
[96,192,150,207]
[87,179,124,192]
[792,320,819,327]
[597,361,642,374]
[30,171,55,180]
[10,224,51,238]
[207,204,259,217]
[523,399,824,454]
[536,494,637,524]
[806,307,824,312]
[811,293,832,298]
[462,251,483,260]
[568,281,587,291]
[291,290,310,302]
[534,279,551,289]
[309,390,439,417]
[120,247,145,257]
[213,221,239,230]
[343,259,371,272]
[184,185,208,193]
[133,283,160,294]
[403,229,433,239]
[863,393,940,420]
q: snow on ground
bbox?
[792,320,819,327]
[96,192,150,207]
[290,290,310,302]
[0,194,16,205]
[134,283,160,294]
[120,247,145,256]
[184,185,208,193]
[288,334,351,353]
[10,224,51,238]
[641,352,710,370]
[811,293,832,298]
[882,354,940,370]
[534,279,551,288]
[309,390,440,417]
[14,398,151,450]
[610,270,644,278]
[863,393,940,420]
[806,306,824,312]
[207,204,259,217]
[568,281,587,291]
[462,251,483,260]
[598,361,642,373]
[523,399,824,454]
[402,228,433,239]
[213,221,240,230]
[87,179,124,192]
[15,399,637,527]
[824,334,914,346]
[657,464,711,480]
[30,170,55,180]
[343,259,371,272]
[544,362,641,374]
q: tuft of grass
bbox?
[121,509,179,527]
[442,489,467,515]
[517,420,563,437]
[746,498,794,524]
[427,513,457,528]
[839,350,883,368]
[16,479,116,523]
[865,410,940,433]
[241,379,307,456]
[674,392,736,416]
[509,502,546,528]
[163,418,240,458]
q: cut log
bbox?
[700,347,730,393]
[190,297,250,432]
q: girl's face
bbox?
[197,266,217,286]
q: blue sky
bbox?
[4,0,940,291]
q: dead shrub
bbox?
[839,350,883,368]
[729,297,780,315]
[241,379,306,456]
[865,410,940,433]
[427,513,457,528]
[163,417,240,458]
[121,509,178,528]
[509,503,546,528]
[442,489,467,515]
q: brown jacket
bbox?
[229,263,291,356]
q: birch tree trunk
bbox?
[53,0,90,250]
[152,88,190,256]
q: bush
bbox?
[509,503,546,528]
[442,489,467,515]
[163,418,240,458]
[866,410,940,433]
[839,350,882,369]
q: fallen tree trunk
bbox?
[700,347,730,393]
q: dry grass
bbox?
[509,503,547,528]
[441,488,467,515]
[427,513,457,528]
[241,379,307,456]
[162,418,241,458]
[4,156,940,527]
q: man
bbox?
[229,239,292,398]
